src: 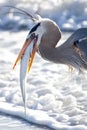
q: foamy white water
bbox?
[0,31,87,130]
[0,0,87,31]
[0,0,87,129]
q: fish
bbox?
[13,35,37,115]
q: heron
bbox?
[11,6,87,113]
[13,18,87,72]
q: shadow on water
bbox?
[0,112,52,130]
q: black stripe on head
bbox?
[29,23,41,34]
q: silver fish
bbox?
[20,41,34,114]
[13,34,37,115]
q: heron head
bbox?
[13,18,61,71]
[27,18,61,48]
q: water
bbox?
[0,114,49,130]
[0,0,87,31]
[0,0,87,130]
[0,31,87,130]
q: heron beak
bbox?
[13,34,38,72]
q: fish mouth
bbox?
[13,33,38,72]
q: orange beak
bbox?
[13,34,38,72]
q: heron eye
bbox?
[29,23,41,34]
[30,33,35,39]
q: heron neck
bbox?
[39,43,65,64]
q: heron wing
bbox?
[73,38,87,66]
